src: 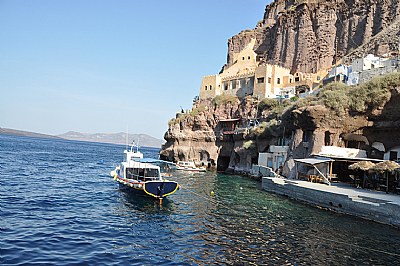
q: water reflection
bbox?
[116,186,176,214]
[111,167,400,265]
[4,134,399,265]
[182,173,400,265]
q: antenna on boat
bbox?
[130,140,135,152]
[125,125,129,151]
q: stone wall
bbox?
[262,176,400,227]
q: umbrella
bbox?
[371,160,400,193]
[348,161,375,171]
[372,160,400,173]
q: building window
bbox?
[390,151,398,161]
[239,79,246,88]
[324,131,331,146]
[257,77,265,83]
[268,77,271,83]
[248,56,251,60]
[231,80,236,90]
[290,78,292,83]
[209,85,212,90]
[295,77,300,82]
[242,57,245,60]
[224,82,228,90]
[277,78,281,84]
[249,77,255,87]
[205,86,207,90]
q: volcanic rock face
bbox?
[160,0,400,174]
[160,76,400,175]
[227,0,400,73]
[160,98,264,172]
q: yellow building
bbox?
[199,38,318,100]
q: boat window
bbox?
[126,168,140,179]
[144,168,159,177]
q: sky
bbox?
[0,0,270,139]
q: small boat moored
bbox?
[176,161,206,172]
[110,144,179,203]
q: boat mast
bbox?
[126,125,129,151]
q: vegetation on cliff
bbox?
[295,72,400,115]
[212,95,239,107]
[162,72,400,169]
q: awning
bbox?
[294,158,334,165]
[316,155,384,163]
[219,118,241,122]
[294,157,333,185]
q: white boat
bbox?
[176,161,206,172]
[110,144,179,203]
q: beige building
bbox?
[200,38,317,100]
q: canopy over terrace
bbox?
[218,118,241,135]
[294,157,334,185]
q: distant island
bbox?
[0,128,164,148]
[0,127,61,140]
[58,131,164,148]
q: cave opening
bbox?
[217,156,230,171]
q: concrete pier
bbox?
[262,177,400,227]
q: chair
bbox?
[329,174,338,183]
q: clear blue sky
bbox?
[0,0,269,139]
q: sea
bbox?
[1,134,400,265]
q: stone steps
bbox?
[348,195,381,206]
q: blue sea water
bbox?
[1,134,400,265]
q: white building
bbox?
[347,54,399,86]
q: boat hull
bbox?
[115,175,179,199]
[144,181,179,198]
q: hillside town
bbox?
[200,38,400,102]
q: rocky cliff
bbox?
[227,0,400,73]
[160,96,260,171]
[161,73,400,174]
[160,0,400,175]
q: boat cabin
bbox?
[123,149,143,162]
[121,161,161,181]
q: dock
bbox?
[262,176,400,227]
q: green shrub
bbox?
[243,140,256,150]
[251,119,280,137]
[190,104,206,116]
[316,73,399,114]
[258,98,279,111]
[212,95,238,106]
[252,122,268,136]
[351,73,394,112]
[168,118,176,126]
[264,99,292,118]
[318,82,350,114]
[295,95,320,108]
[348,73,399,113]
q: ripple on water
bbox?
[2,135,400,265]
